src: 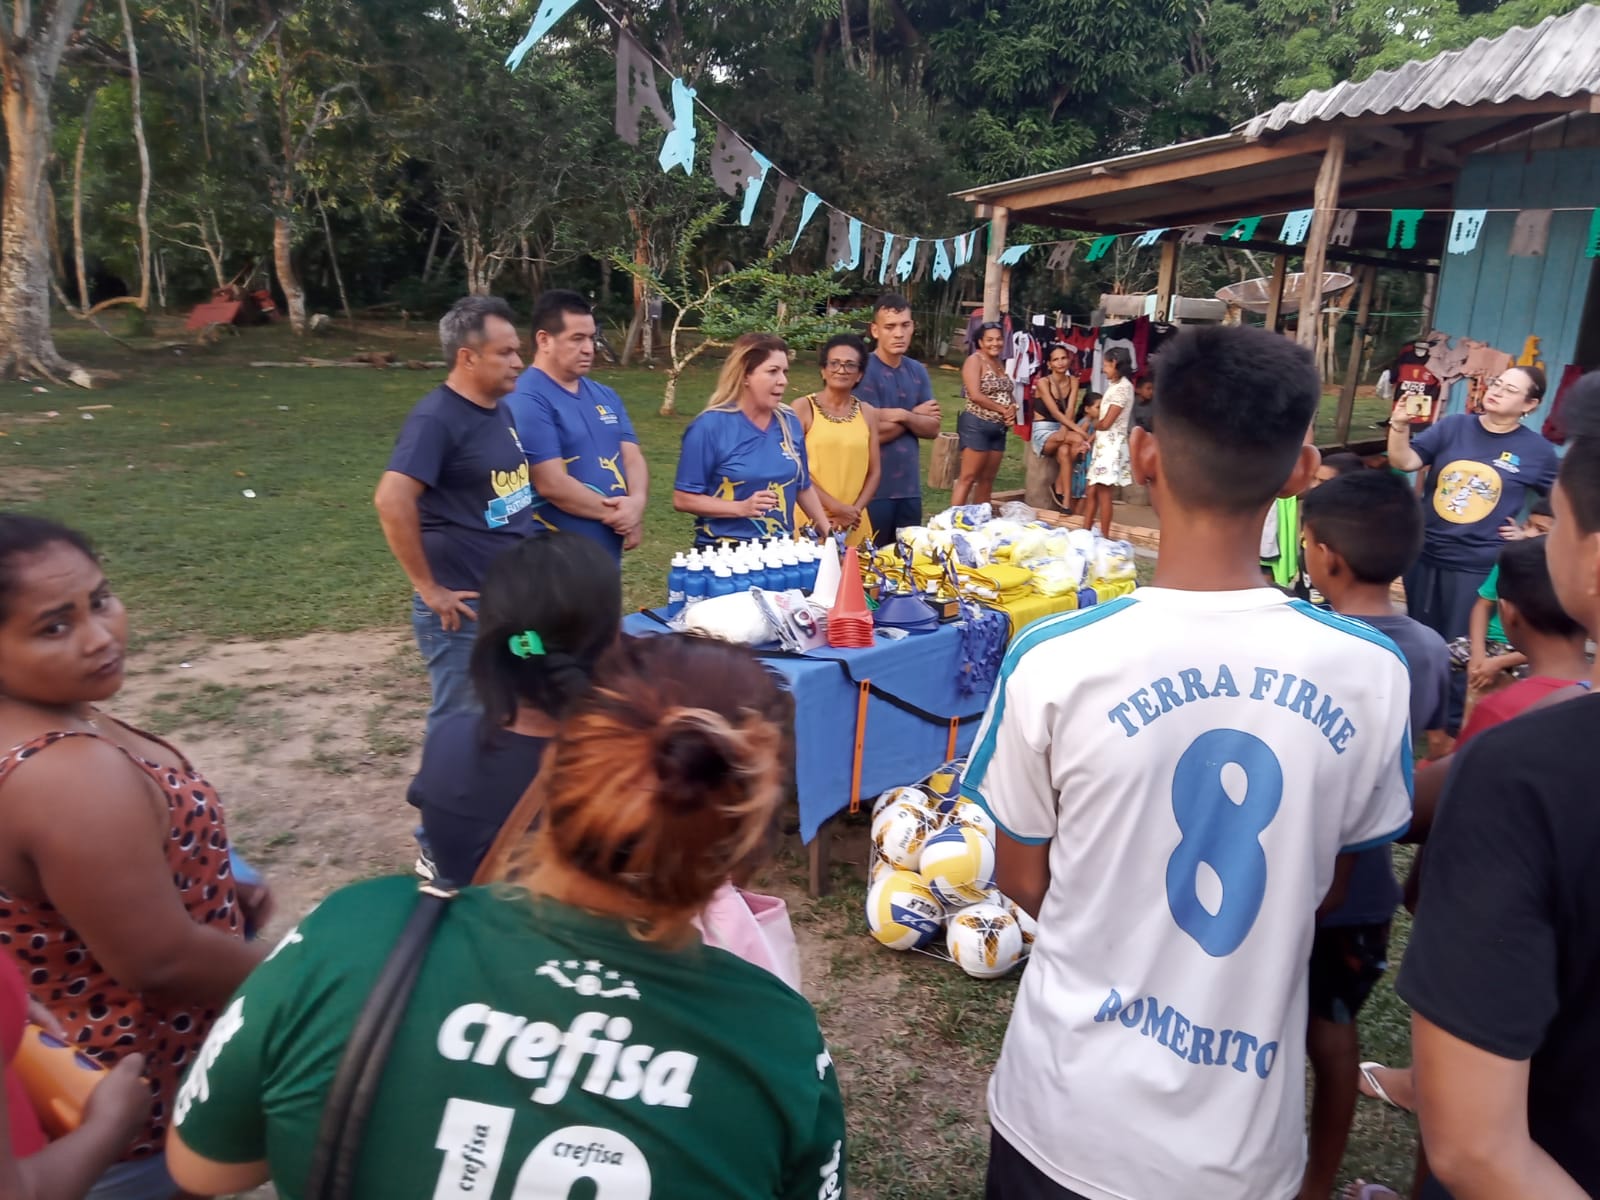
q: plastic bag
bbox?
[679,591,775,645]
[998,501,1036,523]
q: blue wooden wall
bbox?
[1432,145,1600,423]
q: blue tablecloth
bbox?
[622,611,990,842]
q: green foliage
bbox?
[35,0,1593,321]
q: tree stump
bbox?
[928,432,960,490]
[1024,444,1059,510]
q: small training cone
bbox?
[811,539,843,608]
[832,547,869,616]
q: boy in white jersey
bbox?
[965,324,1414,1200]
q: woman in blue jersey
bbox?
[673,334,833,546]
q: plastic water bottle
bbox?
[667,552,688,617]
[730,552,750,592]
[685,552,708,609]
[763,546,785,592]
[779,541,801,591]
[751,549,773,591]
[797,540,820,591]
[710,565,734,598]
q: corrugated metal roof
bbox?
[954,131,1247,202]
[1241,4,1600,137]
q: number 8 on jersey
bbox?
[1164,729,1284,957]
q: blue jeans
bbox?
[411,593,480,736]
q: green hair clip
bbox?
[508,630,545,658]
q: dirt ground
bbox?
[116,630,982,1200]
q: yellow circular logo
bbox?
[1432,459,1503,525]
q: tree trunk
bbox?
[421,218,442,281]
[273,207,307,333]
[116,0,153,310]
[313,188,352,322]
[0,50,78,379]
[630,208,651,363]
[662,367,680,416]
[72,90,97,312]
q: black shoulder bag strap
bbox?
[302,877,459,1200]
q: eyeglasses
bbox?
[1487,377,1526,396]
[825,360,863,373]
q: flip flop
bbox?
[1358,1061,1403,1109]
[1344,1183,1401,1200]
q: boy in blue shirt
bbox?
[1298,470,1450,1199]
[505,290,648,562]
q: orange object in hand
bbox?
[11,1024,106,1138]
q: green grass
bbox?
[1,320,1420,1194]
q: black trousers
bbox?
[985,1129,1092,1200]
[865,495,923,543]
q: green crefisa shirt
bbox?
[173,877,846,1200]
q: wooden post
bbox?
[1297,132,1347,361]
[1154,240,1180,322]
[983,206,1008,321]
[1264,254,1289,333]
[999,266,1013,314]
[1334,266,1376,445]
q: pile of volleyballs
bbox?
[864,758,1037,978]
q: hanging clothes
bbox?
[1065,327,1098,387]
[1092,318,1150,393]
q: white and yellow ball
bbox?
[872,785,932,821]
[943,798,997,845]
[946,901,1025,978]
[867,850,896,888]
[997,893,1039,955]
[920,759,966,811]
[865,870,945,951]
[918,823,996,907]
[871,796,941,871]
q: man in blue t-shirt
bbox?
[854,293,940,539]
[505,290,648,563]
[375,295,534,733]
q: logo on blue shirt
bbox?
[595,404,619,426]
[1495,451,1522,474]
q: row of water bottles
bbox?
[667,537,825,616]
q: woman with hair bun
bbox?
[168,634,846,1200]
[408,532,621,885]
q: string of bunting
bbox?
[999,205,1600,266]
[507,0,983,284]
[507,6,1600,275]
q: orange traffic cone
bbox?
[828,546,874,647]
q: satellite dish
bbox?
[1215,272,1354,314]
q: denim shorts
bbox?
[958,411,1009,453]
[1030,420,1063,456]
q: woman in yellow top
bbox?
[793,334,883,546]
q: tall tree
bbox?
[0,0,89,379]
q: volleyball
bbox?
[871,796,941,871]
[865,870,945,951]
[998,894,1039,954]
[918,823,995,907]
[868,850,896,887]
[871,785,930,821]
[946,902,1024,978]
[920,758,966,811]
[943,797,997,845]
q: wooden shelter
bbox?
[955,5,1600,441]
